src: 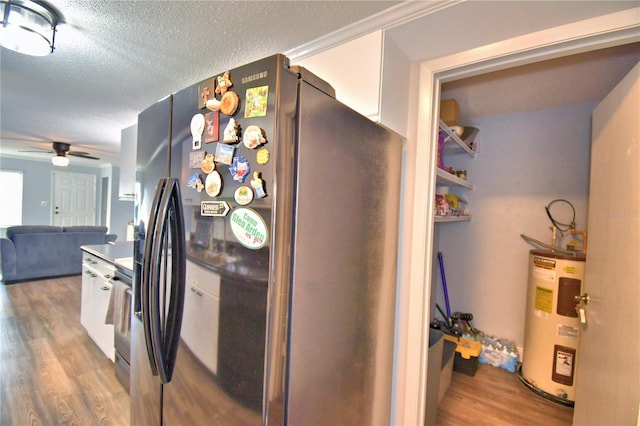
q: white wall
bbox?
[104,165,135,241]
[434,102,595,347]
[0,156,104,225]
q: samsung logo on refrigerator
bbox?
[242,71,268,85]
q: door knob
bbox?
[574,293,589,324]
[574,293,590,305]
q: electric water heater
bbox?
[520,249,586,405]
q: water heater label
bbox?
[552,344,576,386]
[534,286,554,314]
[557,324,579,340]
[555,349,573,376]
[533,256,556,281]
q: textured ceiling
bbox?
[442,42,640,121]
[0,0,400,165]
[1,1,638,167]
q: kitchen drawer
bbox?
[186,260,221,297]
[83,252,116,278]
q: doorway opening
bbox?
[406,14,640,426]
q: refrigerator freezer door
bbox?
[132,95,173,426]
[285,81,402,425]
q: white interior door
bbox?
[52,171,96,226]
[572,62,640,425]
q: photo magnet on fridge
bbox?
[244,85,269,118]
[198,77,216,109]
[214,143,234,165]
[189,151,206,168]
[204,111,219,143]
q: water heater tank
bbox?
[520,249,586,406]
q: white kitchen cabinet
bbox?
[182,260,220,374]
[293,31,383,119]
[81,252,116,361]
[118,123,137,200]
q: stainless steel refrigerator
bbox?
[132,54,402,425]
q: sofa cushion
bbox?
[12,232,69,278]
[62,226,109,233]
[7,226,61,239]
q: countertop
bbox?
[81,240,267,282]
[187,243,268,284]
[81,241,134,272]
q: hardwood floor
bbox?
[1,276,129,425]
[437,362,574,426]
[2,275,573,426]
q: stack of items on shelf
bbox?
[435,186,469,217]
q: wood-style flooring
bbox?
[1,276,129,425]
[438,361,574,425]
[2,275,573,426]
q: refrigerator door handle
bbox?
[142,178,167,377]
[149,177,186,384]
[162,178,186,383]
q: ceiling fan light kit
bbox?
[51,154,69,167]
[0,0,59,56]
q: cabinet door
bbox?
[182,282,219,375]
[80,264,95,331]
[118,123,137,200]
[294,31,383,118]
[93,276,115,361]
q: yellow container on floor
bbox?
[444,334,482,376]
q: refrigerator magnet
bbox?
[187,174,204,192]
[198,78,216,109]
[250,172,267,198]
[214,143,234,165]
[191,113,205,150]
[229,155,250,183]
[256,148,269,165]
[205,171,222,197]
[243,125,266,149]
[206,98,221,112]
[244,85,269,118]
[203,111,219,143]
[230,207,268,249]
[215,71,233,95]
[234,186,254,206]
[220,91,239,116]
[189,151,205,168]
[201,153,215,174]
[222,118,240,143]
[201,200,231,217]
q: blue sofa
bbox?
[0,225,117,283]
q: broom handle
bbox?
[438,252,452,318]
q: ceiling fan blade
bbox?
[68,152,100,160]
[67,150,91,156]
[18,145,53,153]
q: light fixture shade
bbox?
[51,155,69,167]
[0,0,58,56]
